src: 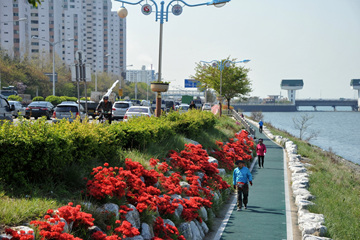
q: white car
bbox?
[8,100,26,118]
[202,103,212,111]
[123,106,154,122]
[112,101,133,120]
[177,104,189,114]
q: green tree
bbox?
[192,57,252,110]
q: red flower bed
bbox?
[211,130,254,171]
[5,131,254,240]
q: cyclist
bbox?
[96,96,113,124]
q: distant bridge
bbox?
[232,99,359,112]
[295,99,358,111]
[162,89,204,99]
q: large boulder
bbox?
[126,204,141,229]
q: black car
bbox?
[25,101,54,120]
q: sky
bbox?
[111,0,360,99]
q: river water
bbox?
[245,109,360,165]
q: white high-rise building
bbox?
[126,65,156,85]
[0,0,126,76]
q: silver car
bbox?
[8,100,25,118]
[123,106,154,122]
[52,101,86,123]
[112,101,133,120]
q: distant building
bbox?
[126,65,156,85]
[0,0,127,76]
[281,79,304,104]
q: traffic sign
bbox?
[184,79,200,88]
[118,89,123,96]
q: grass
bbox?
[266,123,360,240]
[0,115,241,232]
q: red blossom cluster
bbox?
[211,131,254,171]
[4,229,34,240]
[152,217,186,240]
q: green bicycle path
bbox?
[219,126,288,240]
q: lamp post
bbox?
[115,0,231,117]
[200,59,250,116]
[31,36,74,96]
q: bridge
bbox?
[295,99,358,111]
[162,89,204,99]
[233,99,358,112]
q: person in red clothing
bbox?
[256,138,267,168]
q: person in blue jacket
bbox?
[259,120,264,133]
[233,159,253,211]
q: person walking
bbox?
[259,119,263,133]
[256,138,267,168]
[233,159,253,211]
[189,100,196,110]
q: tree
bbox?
[293,114,320,141]
[192,57,252,109]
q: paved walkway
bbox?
[214,124,292,240]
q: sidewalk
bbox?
[214,124,293,240]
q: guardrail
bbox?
[231,109,256,137]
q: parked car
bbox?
[177,104,189,114]
[52,101,86,123]
[0,94,14,123]
[8,100,25,118]
[141,100,151,106]
[79,100,97,118]
[202,103,212,111]
[25,101,54,120]
[165,99,175,112]
[151,100,166,112]
[112,101,133,120]
[123,106,154,122]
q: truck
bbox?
[181,95,193,105]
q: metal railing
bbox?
[231,109,256,137]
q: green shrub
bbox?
[7,95,22,102]
[45,95,62,105]
[32,96,44,101]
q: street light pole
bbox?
[200,59,250,116]
[115,0,231,117]
[31,36,74,96]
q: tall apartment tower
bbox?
[0,0,126,76]
[0,0,30,59]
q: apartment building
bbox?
[0,0,126,76]
[126,65,156,85]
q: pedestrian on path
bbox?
[233,159,253,211]
[256,138,267,168]
[259,119,263,133]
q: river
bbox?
[245,109,360,165]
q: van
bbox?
[0,94,15,123]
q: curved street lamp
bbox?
[200,59,250,116]
[115,0,231,117]
[31,36,74,96]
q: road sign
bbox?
[118,89,123,96]
[184,79,200,88]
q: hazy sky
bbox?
[111,0,360,99]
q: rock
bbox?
[124,236,144,240]
[200,220,209,234]
[208,157,218,165]
[180,181,190,190]
[194,220,205,238]
[178,222,193,240]
[97,203,119,219]
[190,221,202,240]
[218,168,226,176]
[174,203,184,219]
[140,223,153,240]
[199,206,208,221]
[303,234,333,240]
[126,204,141,229]
[163,219,175,227]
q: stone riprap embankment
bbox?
[247,118,332,240]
